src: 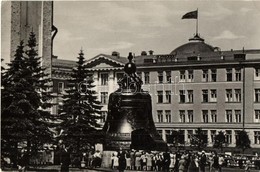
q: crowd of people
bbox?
[85,149,229,172]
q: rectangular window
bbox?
[226,110,233,123]
[211,69,217,82]
[202,110,209,123]
[254,131,260,144]
[235,110,241,123]
[144,72,150,84]
[226,89,233,102]
[116,73,124,81]
[235,68,241,81]
[255,68,260,80]
[226,68,232,81]
[255,110,260,123]
[165,91,171,103]
[187,130,193,143]
[179,90,185,103]
[188,70,194,82]
[179,110,185,123]
[210,130,217,144]
[165,110,171,123]
[187,110,193,123]
[202,69,209,82]
[166,71,171,83]
[101,73,109,85]
[157,110,163,122]
[100,111,107,123]
[226,130,232,144]
[187,90,193,103]
[100,92,108,104]
[235,89,241,102]
[180,70,186,82]
[211,110,217,123]
[58,82,64,93]
[255,89,260,102]
[202,90,208,103]
[158,71,163,83]
[210,89,217,102]
[157,91,163,103]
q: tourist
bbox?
[169,151,176,172]
[113,152,119,170]
[141,151,147,171]
[125,150,131,170]
[87,150,94,167]
[174,150,181,172]
[118,148,126,172]
[130,149,135,170]
[93,150,102,168]
[212,151,220,172]
[60,145,70,172]
[135,150,141,170]
[146,152,153,171]
[163,150,171,172]
[218,155,224,172]
[200,151,207,172]
[188,155,199,172]
[178,156,186,172]
[244,158,251,172]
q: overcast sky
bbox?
[2,1,260,62]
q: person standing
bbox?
[178,156,186,172]
[200,151,207,172]
[163,150,171,172]
[118,148,126,172]
[188,155,199,172]
[212,151,220,172]
[60,145,71,172]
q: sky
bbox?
[1,1,260,63]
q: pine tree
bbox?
[59,49,102,153]
[213,131,227,152]
[236,130,251,153]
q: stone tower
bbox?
[11,1,54,76]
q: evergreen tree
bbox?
[236,130,251,153]
[59,49,102,153]
[213,131,227,152]
[190,128,208,151]
[1,32,55,165]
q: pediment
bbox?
[86,55,125,69]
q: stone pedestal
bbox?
[101,150,116,168]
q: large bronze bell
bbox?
[102,52,167,151]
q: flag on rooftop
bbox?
[182,10,198,19]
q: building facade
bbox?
[51,35,260,151]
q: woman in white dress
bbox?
[113,152,119,169]
[169,152,176,171]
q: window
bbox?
[226,68,232,81]
[210,89,217,102]
[187,90,193,103]
[165,110,171,123]
[234,89,241,102]
[202,90,208,103]
[235,68,241,81]
[179,90,185,103]
[180,70,186,82]
[202,110,209,123]
[144,72,150,84]
[187,130,193,143]
[255,89,260,102]
[226,130,232,144]
[101,73,109,85]
[157,110,163,122]
[116,73,124,81]
[226,110,232,123]
[235,130,240,141]
[165,130,171,143]
[255,110,260,122]
[158,71,163,83]
[157,91,163,103]
[202,69,209,82]
[211,110,217,123]
[254,131,260,144]
[226,89,233,102]
[100,92,108,104]
[157,130,163,137]
[255,68,260,80]
[235,110,241,123]
[187,110,193,123]
[165,91,171,103]
[211,69,217,82]
[188,70,194,82]
[58,82,64,93]
[100,111,107,123]
[179,110,185,123]
[210,130,217,144]
[166,71,171,83]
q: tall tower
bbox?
[10,1,53,76]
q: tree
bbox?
[236,130,251,153]
[59,49,102,153]
[1,32,55,166]
[190,128,208,151]
[213,131,228,152]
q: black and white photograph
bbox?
[1,1,260,172]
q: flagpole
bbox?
[196,8,198,35]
